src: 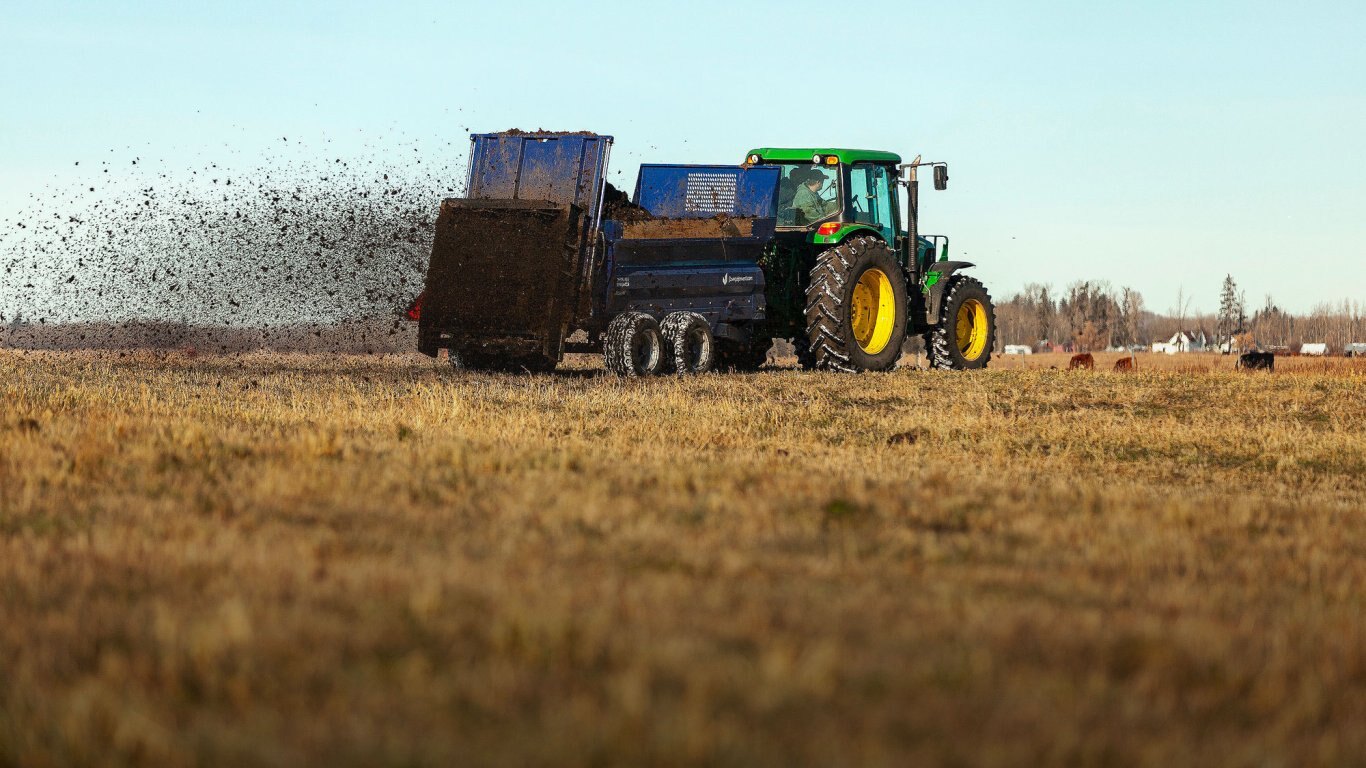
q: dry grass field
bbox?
[3,349,1365,767]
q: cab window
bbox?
[776,164,841,227]
[846,164,895,234]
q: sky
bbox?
[2,0,1364,316]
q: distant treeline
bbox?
[993,278,1364,353]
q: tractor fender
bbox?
[924,261,976,324]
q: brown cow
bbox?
[1113,356,1135,372]
[1068,353,1095,370]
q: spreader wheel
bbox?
[660,312,715,374]
[603,312,664,377]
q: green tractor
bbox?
[739,147,995,372]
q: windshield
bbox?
[774,163,841,228]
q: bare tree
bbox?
[1251,295,1293,349]
[1062,281,1123,350]
[1117,287,1145,348]
[993,295,1029,347]
[1172,285,1192,331]
[1075,320,1106,353]
[1020,283,1055,345]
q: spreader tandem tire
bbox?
[928,275,996,370]
[603,311,665,377]
[804,236,909,372]
[660,312,715,374]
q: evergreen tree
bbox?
[1217,275,1240,352]
[1034,284,1054,344]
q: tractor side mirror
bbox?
[934,165,949,191]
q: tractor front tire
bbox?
[660,312,715,374]
[804,236,908,372]
[928,276,996,370]
[604,312,665,377]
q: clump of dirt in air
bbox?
[0,133,467,353]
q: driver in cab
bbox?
[791,167,837,225]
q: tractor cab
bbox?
[744,148,902,245]
[743,146,952,281]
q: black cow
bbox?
[1236,352,1274,371]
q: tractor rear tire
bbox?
[928,276,996,370]
[660,312,715,374]
[804,236,908,372]
[604,312,665,377]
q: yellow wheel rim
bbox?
[956,299,989,361]
[850,267,896,355]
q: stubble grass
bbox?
[2,349,1364,766]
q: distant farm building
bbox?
[1152,330,1209,355]
[1346,343,1366,357]
[1299,342,1328,356]
[1003,345,1032,355]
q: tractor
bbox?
[412,132,994,374]
[738,147,994,372]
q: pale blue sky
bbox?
[2,0,1364,315]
